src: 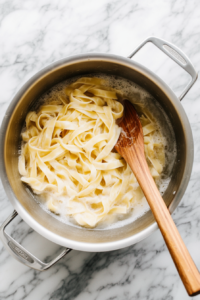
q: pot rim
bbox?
[0,52,194,252]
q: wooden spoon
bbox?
[115,100,200,296]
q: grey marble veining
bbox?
[1,0,200,299]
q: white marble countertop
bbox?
[1,0,200,299]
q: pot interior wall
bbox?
[3,58,187,244]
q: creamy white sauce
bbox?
[29,73,177,230]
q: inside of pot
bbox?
[3,57,189,245]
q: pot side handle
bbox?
[128,36,198,101]
[0,210,71,271]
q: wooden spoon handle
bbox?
[125,149,200,296]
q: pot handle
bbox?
[128,36,198,101]
[0,210,71,271]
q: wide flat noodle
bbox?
[18,77,165,227]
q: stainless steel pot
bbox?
[0,37,198,271]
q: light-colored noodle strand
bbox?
[18,77,165,227]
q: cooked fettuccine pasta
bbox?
[18,77,165,227]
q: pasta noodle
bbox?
[18,77,165,227]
